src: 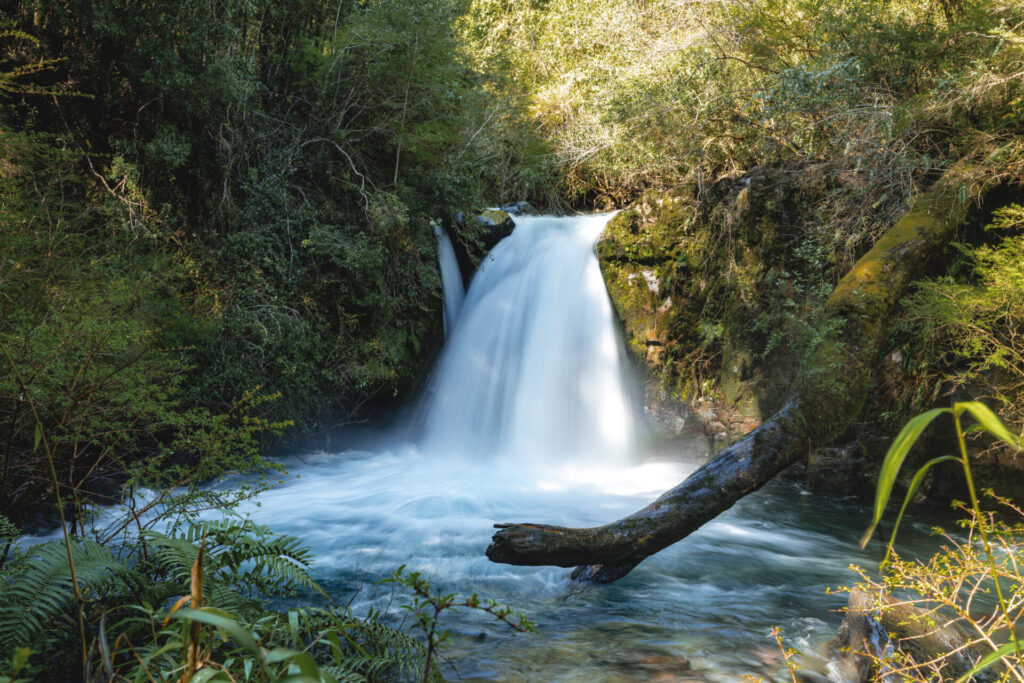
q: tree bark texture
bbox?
[486,161,986,583]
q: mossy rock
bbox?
[476,209,516,246]
[597,165,842,437]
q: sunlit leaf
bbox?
[955,641,1019,683]
[169,608,259,655]
[958,401,1023,450]
[861,407,949,548]
[883,455,960,563]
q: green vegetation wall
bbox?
[455,0,1024,482]
[0,0,555,522]
[3,0,1024,522]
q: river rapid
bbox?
[223,214,944,681]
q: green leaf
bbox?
[10,647,31,677]
[288,609,300,644]
[264,647,301,664]
[169,608,260,655]
[861,407,949,548]
[955,641,1019,683]
[288,651,323,678]
[32,423,41,452]
[883,455,960,563]
[191,668,229,683]
[957,401,1023,450]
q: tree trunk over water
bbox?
[487,161,986,583]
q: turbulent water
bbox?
[225,213,948,681]
[45,213,944,680]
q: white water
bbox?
[421,213,634,464]
[434,223,465,337]
[38,213,949,680]
[227,214,906,681]
[242,213,686,579]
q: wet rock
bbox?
[829,589,1004,683]
[449,209,518,283]
[828,589,882,683]
[473,209,518,261]
[500,201,535,216]
[795,672,832,683]
[476,209,516,247]
[806,441,873,495]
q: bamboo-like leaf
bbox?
[275,651,324,680]
[958,401,1024,450]
[191,668,229,683]
[170,608,260,655]
[264,647,302,664]
[883,455,960,563]
[955,641,1018,683]
[32,423,41,452]
[861,407,949,548]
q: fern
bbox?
[335,614,441,683]
[141,518,326,610]
[291,607,440,683]
[0,539,138,654]
[1,520,450,681]
[0,515,17,544]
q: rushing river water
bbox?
[29,214,945,680]
[221,213,946,681]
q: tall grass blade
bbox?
[955,641,1017,682]
[883,455,960,562]
[958,401,1024,449]
[861,407,949,548]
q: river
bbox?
[224,213,945,681]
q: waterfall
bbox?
[420,213,635,465]
[434,223,465,337]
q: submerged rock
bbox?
[806,442,871,495]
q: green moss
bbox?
[597,165,869,431]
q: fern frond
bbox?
[0,539,137,652]
[324,610,439,683]
[143,518,325,601]
[0,514,18,543]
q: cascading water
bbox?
[434,223,465,337]
[421,213,634,464]
[189,214,949,681]
[42,214,947,681]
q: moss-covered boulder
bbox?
[597,188,700,367]
[597,168,831,444]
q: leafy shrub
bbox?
[891,204,1024,433]
[855,401,1024,680]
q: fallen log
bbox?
[487,161,985,583]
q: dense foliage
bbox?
[468,0,1024,440]
[2,0,1024,679]
[0,517,445,680]
[0,0,557,525]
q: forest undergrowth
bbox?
[2,0,1024,679]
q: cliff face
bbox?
[597,167,830,447]
[597,166,1024,501]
